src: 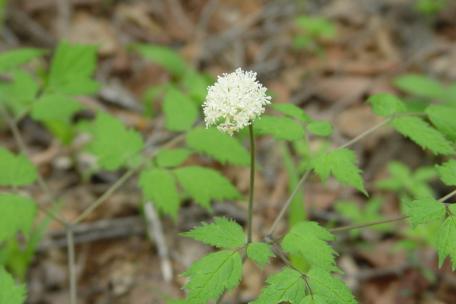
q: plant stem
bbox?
[66,227,77,304]
[337,117,392,150]
[247,124,255,244]
[330,215,408,233]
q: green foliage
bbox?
[246,242,274,268]
[252,267,307,304]
[183,250,243,304]
[0,71,38,117]
[0,148,37,186]
[186,127,249,166]
[312,148,366,194]
[155,148,191,168]
[368,93,406,116]
[0,193,36,242]
[138,168,179,219]
[281,221,338,272]
[163,86,198,132]
[45,41,99,95]
[293,16,336,52]
[394,74,446,100]
[405,199,445,227]
[0,267,26,304]
[182,69,211,103]
[436,213,456,269]
[182,217,245,249]
[87,112,144,170]
[132,44,187,77]
[271,103,310,122]
[0,48,43,73]
[426,105,456,141]
[254,116,305,141]
[436,160,456,186]
[307,120,333,137]
[307,268,357,304]
[391,116,454,155]
[174,166,240,208]
[415,0,446,15]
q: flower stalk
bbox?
[247,124,256,244]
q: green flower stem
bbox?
[247,124,256,244]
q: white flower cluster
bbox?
[203,68,271,135]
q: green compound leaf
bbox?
[87,112,144,171]
[155,148,191,168]
[251,267,307,304]
[182,217,245,249]
[254,116,305,141]
[308,121,333,137]
[0,267,26,304]
[174,166,240,209]
[246,242,275,268]
[163,86,198,132]
[0,47,44,72]
[426,105,456,141]
[138,168,179,219]
[405,198,445,227]
[186,127,250,166]
[281,221,338,272]
[391,116,454,155]
[368,93,406,117]
[45,41,99,96]
[271,103,310,122]
[436,160,456,186]
[0,193,36,242]
[0,71,39,117]
[182,69,211,103]
[299,295,327,304]
[31,94,81,122]
[133,44,188,77]
[307,268,357,304]
[183,250,243,304]
[0,148,37,186]
[394,74,446,100]
[436,216,456,270]
[312,148,366,194]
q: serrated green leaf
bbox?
[31,94,81,122]
[138,168,179,218]
[394,74,446,100]
[247,242,274,268]
[133,44,188,77]
[368,93,406,116]
[251,267,307,304]
[272,103,310,122]
[182,69,210,103]
[183,250,242,304]
[254,116,305,141]
[163,86,198,132]
[426,105,456,141]
[405,198,445,227]
[436,160,456,186]
[0,267,26,304]
[308,121,333,137]
[312,148,366,194]
[186,127,249,166]
[299,295,327,304]
[281,221,338,272]
[0,148,37,186]
[174,166,240,208]
[392,116,454,155]
[307,268,357,304]
[0,47,44,72]
[0,71,38,117]
[182,217,245,249]
[436,216,456,270]
[87,112,144,170]
[45,41,99,95]
[155,148,191,168]
[0,193,36,242]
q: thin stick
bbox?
[66,227,77,304]
[439,189,456,203]
[247,124,256,244]
[330,215,408,233]
[337,118,392,150]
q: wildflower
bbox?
[203,68,271,135]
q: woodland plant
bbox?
[0,41,456,304]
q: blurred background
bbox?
[1,0,456,303]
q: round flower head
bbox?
[203,68,271,135]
